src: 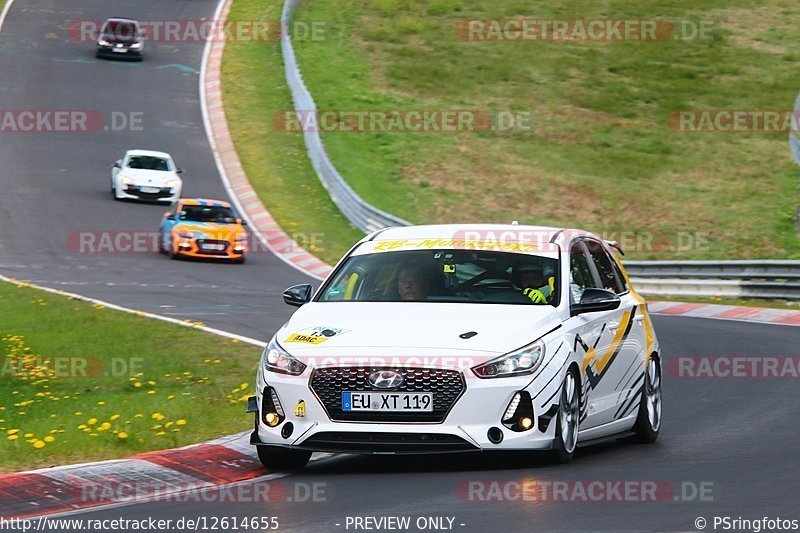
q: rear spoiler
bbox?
[604,240,625,256]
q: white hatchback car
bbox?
[111,150,183,203]
[249,224,662,469]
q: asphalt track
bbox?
[1,1,798,532]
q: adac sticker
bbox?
[284,326,350,345]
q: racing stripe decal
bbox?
[583,308,636,389]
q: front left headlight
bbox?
[472,340,545,379]
[120,176,134,184]
[130,42,143,49]
[262,337,307,376]
[166,179,180,188]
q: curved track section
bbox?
[1,1,798,531]
[0,0,308,339]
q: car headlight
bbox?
[120,176,134,184]
[130,42,143,49]
[262,337,307,376]
[472,340,545,379]
[166,179,180,188]
[178,231,206,240]
[98,39,110,46]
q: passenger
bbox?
[514,263,552,304]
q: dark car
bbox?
[96,18,143,60]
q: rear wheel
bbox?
[256,445,311,471]
[632,355,662,443]
[550,367,579,463]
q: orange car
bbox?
[158,199,248,263]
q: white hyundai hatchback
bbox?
[248,224,662,469]
[111,150,183,203]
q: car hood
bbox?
[276,302,562,365]
[173,221,245,239]
[123,169,179,185]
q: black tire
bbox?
[167,243,180,260]
[550,366,580,464]
[233,256,246,265]
[256,445,311,471]
[632,355,662,443]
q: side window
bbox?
[585,239,625,294]
[569,241,596,304]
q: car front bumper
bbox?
[251,363,565,454]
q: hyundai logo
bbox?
[368,370,404,390]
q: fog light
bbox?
[261,386,286,428]
[179,242,191,249]
[501,391,535,432]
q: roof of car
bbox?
[105,18,139,24]
[127,149,172,159]
[180,198,232,208]
[368,224,564,242]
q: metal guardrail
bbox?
[625,261,800,300]
[281,0,411,233]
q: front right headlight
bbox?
[472,340,545,379]
[262,337,307,376]
[120,176,134,184]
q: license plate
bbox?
[140,186,159,193]
[201,243,225,251]
[112,48,127,53]
[342,392,433,412]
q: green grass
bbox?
[0,280,261,473]
[220,0,363,264]
[281,0,800,260]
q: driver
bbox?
[514,263,552,304]
[397,265,431,301]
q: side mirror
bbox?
[571,288,620,317]
[113,161,121,168]
[165,215,175,221]
[284,283,313,307]
[176,168,183,174]
[236,218,248,226]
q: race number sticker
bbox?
[284,326,350,345]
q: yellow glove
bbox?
[523,288,547,303]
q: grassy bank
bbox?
[285,0,800,260]
[0,280,261,473]
[220,0,363,264]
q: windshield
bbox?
[318,249,560,305]
[128,156,171,171]
[178,205,237,224]
[101,22,139,39]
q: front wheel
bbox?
[550,367,580,463]
[256,445,311,471]
[632,355,662,443]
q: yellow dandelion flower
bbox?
[118,432,128,439]
[147,381,156,386]
[134,382,142,388]
[7,429,19,435]
[24,433,33,438]
[147,390,156,395]
[110,414,120,420]
[74,412,82,416]
[87,418,97,425]
[176,419,187,426]
[44,436,55,442]
[8,435,19,441]
[167,395,175,400]
[155,431,166,436]
[97,401,105,406]
[33,440,45,448]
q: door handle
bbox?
[608,321,620,332]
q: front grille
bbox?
[195,239,230,256]
[127,186,172,200]
[310,367,466,423]
[299,432,478,454]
